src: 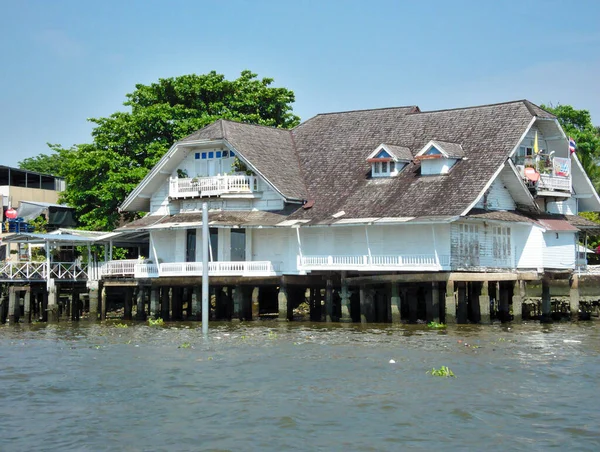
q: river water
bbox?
[1,321,599,451]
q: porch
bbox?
[297,254,451,271]
[169,175,258,198]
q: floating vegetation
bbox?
[427,322,446,329]
[268,331,277,339]
[114,323,128,328]
[427,366,456,377]
[148,318,164,326]
[179,342,192,349]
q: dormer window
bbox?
[367,144,412,178]
[415,140,464,176]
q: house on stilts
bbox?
[3,100,600,323]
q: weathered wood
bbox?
[390,283,401,323]
[346,271,540,285]
[479,281,490,324]
[445,280,456,324]
[325,279,333,323]
[569,275,579,321]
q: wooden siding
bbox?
[547,198,577,215]
[149,180,170,215]
[514,225,544,269]
[474,179,516,211]
[543,231,576,269]
[421,158,457,175]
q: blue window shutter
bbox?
[216,151,222,158]
[195,152,200,159]
[201,152,207,159]
[208,151,214,159]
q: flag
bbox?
[533,131,539,154]
[569,137,577,154]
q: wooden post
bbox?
[89,283,99,322]
[445,280,456,324]
[233,286,243,321]
[251,287,260,320]
[541,279,552,323]
[150,288,159,319]
[100,285,107,321]
[192,286,201,320]
[8,287,19,323]
[124,288,133,320]
[407,285,418,323]
[47,282,58,323]
[72,291,81,321]
[430,282,440,323]
[325,279,333,322]
[457,282,467,324]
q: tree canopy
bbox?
[19,70,300,230]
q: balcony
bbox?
[298,254,450,271]
[169,175,258,199]
[102,260,278,278]
[538,173,571,193]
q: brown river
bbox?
[1,321,599,451]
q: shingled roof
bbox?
[286,100,551,222]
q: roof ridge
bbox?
[310,105,420,117]
[219,118,294,133]
[411,99,538,115]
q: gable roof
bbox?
[367,143,413,162]
[182,120,307,201]
[287,100,543,222]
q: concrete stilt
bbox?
[0,293,6,324]
[390,283,401,323]
[47,283,58,322]
[8,287,19,323]
[172,287,182,321]
[100,286,107,320]
[479,281,491,324]
[23,289,31,324]
[161,287,170,321]
[191,286,200,320]
[499,283,510,322]
[340,278,352,323]
[150,288,159,319]
[89,283,99,321]
[278,282,290,321]
[359,286,375,324]
[233,286,243,321]
[251,287,260,319]
[512,281,523,322]
[136,288,146,320]
[445,280,456,324]
[569,275,580,321]
[541,279,552,323]
[325,279,333,322]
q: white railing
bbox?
[134,263,159,278]
[538,174,571,192]
[0,261,97,281]
[101,259,142,277]
[158,261,276,277]
[298,254,450,270]
[169,175,257,198]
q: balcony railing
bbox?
[538,173,571,192]
[298,254,450,271]
[169,175,257,198]
[104,260,278,278]
[0,261,100,281]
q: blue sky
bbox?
[1,0,599,168]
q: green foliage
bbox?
[28,215,48,233]
[19,70,300,231]
[114,323,128,328]
[541,103,600,191]
[427,366,456,377]
[148,317,164,326]
[179,342,191,349]
[427,321,446,329]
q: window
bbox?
[373,162,380,174]
[230,151,235,157]
[208,151,214,159]
[195,152,200,159]
[201,152,207,160]
[216,151,222,158]
[381,161,388,173]
[222,150,229,158]
[390,161,395,173]
[492,226,511,262]
[457,223,480,266]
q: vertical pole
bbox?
[340,272,352,322]
[431,282,440,322]
[390,283,401,323]
[569,275,580,321]
[541,279,552,323]
[150,288,159,319]
[8,286,17,323]
[100,285,107,320]
[479,281,491,324]
[445,280,456,324]
[24,288,32,323]
[512,280,523,322]
[202,202,209,335]
[325,278,333,322]
[364,226,372,265]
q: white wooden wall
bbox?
[514,225,544,270]
[421,158,457,176]
[543,231,576,269]
[474,179,517,211]
[546,198,577,215]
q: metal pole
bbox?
[202,202,209,335]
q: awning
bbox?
[537,219,578,232]
[524,167,540,182]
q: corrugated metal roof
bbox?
[1,233,97,243]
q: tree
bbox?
[541,104,600,190]
[19,70,300,230]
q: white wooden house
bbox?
[112,100,600,281]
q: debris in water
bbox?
[389,359,396,364]
[563,339,581,343]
